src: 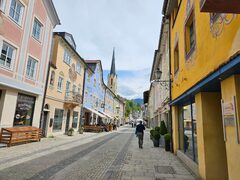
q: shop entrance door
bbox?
[42,111,48,137]
[65,110,70,133]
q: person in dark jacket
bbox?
[135,121,145,149]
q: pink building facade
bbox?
[0,0,60,128]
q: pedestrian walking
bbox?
[135,121,145,149]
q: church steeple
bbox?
[110,48,116,75]
[108,48,118,94]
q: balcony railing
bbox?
[200,0,240,13]
[65,91,82,105]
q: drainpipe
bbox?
[80,66,87,127]
[39,60,51,130]
[167,18,174,153]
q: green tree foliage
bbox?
[125,100,141,117]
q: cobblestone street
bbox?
[0,126,196,180]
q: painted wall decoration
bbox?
[210,14,237,38]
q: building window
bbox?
[0,0,6,12]
[57,76,64,91]
[87,74,90,82]
[14,94,35,126]
[72,84,76,93]
[76,62,81,74]
[50,71,55,86]
[9,0,24,25]
[53,109,64,131]
[0,41,16,69]
[174,42,179,74]
[63,49,71,65]
[185,10,196,58]
[65,81,70,96]
[72,111,78,129]
[32,18,42,41]
[26,57,38,79]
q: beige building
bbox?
[44,32,86,136]
[149,17,170,130]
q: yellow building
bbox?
[43,32,86,137]
[163,0,240,179]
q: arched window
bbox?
[50,71,55,86]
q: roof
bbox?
[43,0,61,27]
[110,48,116,75]
[53,32,92,72]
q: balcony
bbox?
[64,91,82,108]
[200,0,240,13]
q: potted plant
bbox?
[164,133,171,151]
[160,121,168,135]
[78,126,84,134]
[150,129,155,140]
[67,128,74,136]
[151,129,161,147]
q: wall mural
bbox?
[210,14,237,38]
[69,63,77,82]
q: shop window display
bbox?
[14,94,35,126]
[53,109,64,131]
[178,102,198,163]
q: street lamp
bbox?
[151,68,171,88]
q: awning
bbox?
[98,111,114,119]
[84,107,106,118]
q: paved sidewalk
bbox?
[0,128,118,171]
[120,129,197,180]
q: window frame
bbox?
[76,62,81,74]
[0,41,16,70]
[9,0,24,25]
[184,8,196,60]
[26,56,38,80]
[0,0,6,12]
[32,18,43,42]
[174,41,180,74]
[57,76,64,92]
[63,49,71,65]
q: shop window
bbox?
[50,71,55,86]
[14,94,35,126]
[53,109,64,131]
[174,42,179,74]
[72,111,78,128]
[185,10,196,59]
[178,103,198,163]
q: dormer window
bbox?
[63,49,71,65]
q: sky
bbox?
[53,0,163,99]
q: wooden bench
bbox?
[84,125,104,133]
[0,126,42,147]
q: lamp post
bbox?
[151,68,171,88]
